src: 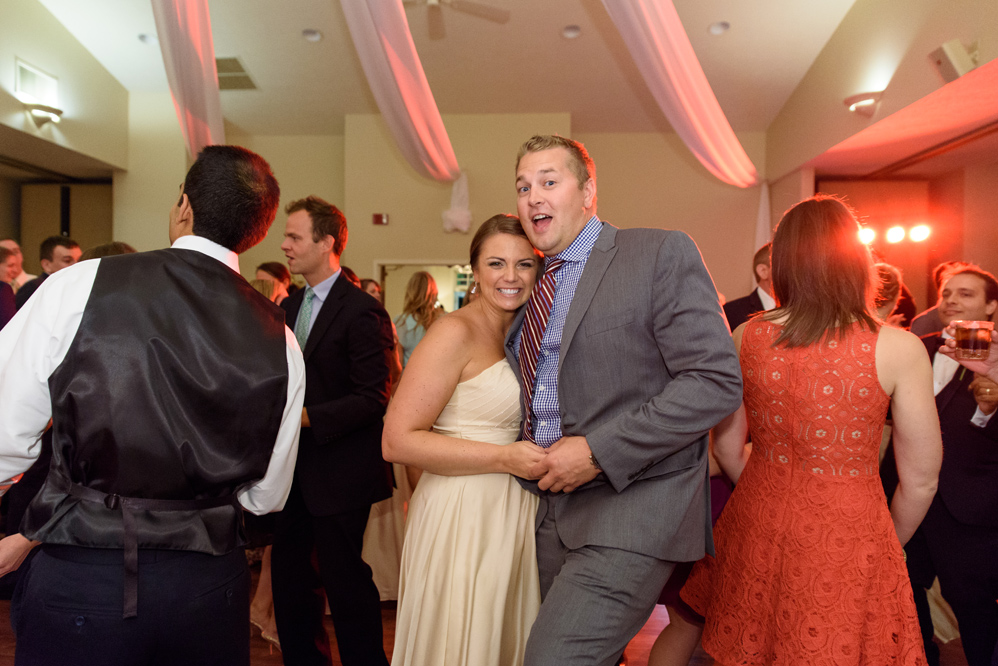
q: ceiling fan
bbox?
[402,0,511,41]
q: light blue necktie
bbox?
[294,287,315,350]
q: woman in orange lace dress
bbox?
[682,195,943,666]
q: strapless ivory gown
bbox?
[391,360,540,666]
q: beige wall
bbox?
[0,0,128,169]
[767,0,998,181]
[0,178,20,242]
[342,113,570,290]
[575,131,767,302]
[768,167,815,230]
[20,183,61,274]
[69,184,113,255]
[963,160,998,278]
[112,92,187,253]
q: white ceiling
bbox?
[36,0,858,136]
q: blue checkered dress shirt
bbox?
[515,216,602,447]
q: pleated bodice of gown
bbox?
[392,360,540,666]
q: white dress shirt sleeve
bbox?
[237,326,305,514]
[971,407,995,428]
[0,260,100,481]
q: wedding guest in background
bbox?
[723,242,774,330]
[876,262,906,327]
[79,241,137,261]
[0,247,20,286]
[361,278,382,301]
[341,265,362,289]
[395,271,442,366]
[906,265,998,666]
[0,145,304,665]
[0,239,35,292]
[910,261,971,337]
[273,195,395,666]
[14,236,81,309]
[360,278,403,392]
[257,260,297,297]
[0,280,13,331]
[251,278,289,306]
[683,195,942,666]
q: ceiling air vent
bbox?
[215,58,256,90]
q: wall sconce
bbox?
[23,102,63,127]
[843,91,882,117]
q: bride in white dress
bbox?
[383,214,545,666]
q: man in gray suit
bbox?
[506,135,742,666]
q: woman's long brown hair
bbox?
[763,195,879,348]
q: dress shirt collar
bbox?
[757,286,776,311]
[553,215,602,265]
[171,235,240,274]
[932,330,960,396]
[307,270,341,305]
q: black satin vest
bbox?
[21,248,289,555]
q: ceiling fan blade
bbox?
[447,0,511,24]
[427,4,446,40]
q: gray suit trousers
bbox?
[524,495,676,666]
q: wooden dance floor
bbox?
[0,594,970,665]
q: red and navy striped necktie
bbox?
[518,258,564,443]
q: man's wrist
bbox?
[588,452,602,472]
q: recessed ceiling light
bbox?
[138,33,158,45]
[708,21,730,36]
[302,29,323,43]
[562,25,581,39]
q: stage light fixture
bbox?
[909,225,930,242]
[886,226,906,243]
[858,228,876,245]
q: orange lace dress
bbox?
[682,320,926,666]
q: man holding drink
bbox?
[909,265,998,666]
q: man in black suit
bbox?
[914,266,998,666]
[272,196,394,666]
[13,236,81,309]
[722,242,773,330]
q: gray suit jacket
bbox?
[505,222,742,562]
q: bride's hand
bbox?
[502,441,548,479]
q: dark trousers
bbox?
[921,496,998,666]
[271,482,388,666]
[12,545,249,666]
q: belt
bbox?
[66,483,236,618]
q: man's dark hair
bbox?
[183,145,280,254]
[285,196,348,257]
[80,241,138,261]
[256,261,291,284]
[40,236,80,262]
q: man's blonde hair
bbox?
[516,135,596,195]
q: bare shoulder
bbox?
[876,326,931,393]
[418,310,474,353]
[876,326,927,362]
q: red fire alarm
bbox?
[372,213,389,226]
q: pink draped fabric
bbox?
[151,0,225,158]
[339,0,460,183]
[601,0,758,188]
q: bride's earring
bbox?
[470,283,477,294]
